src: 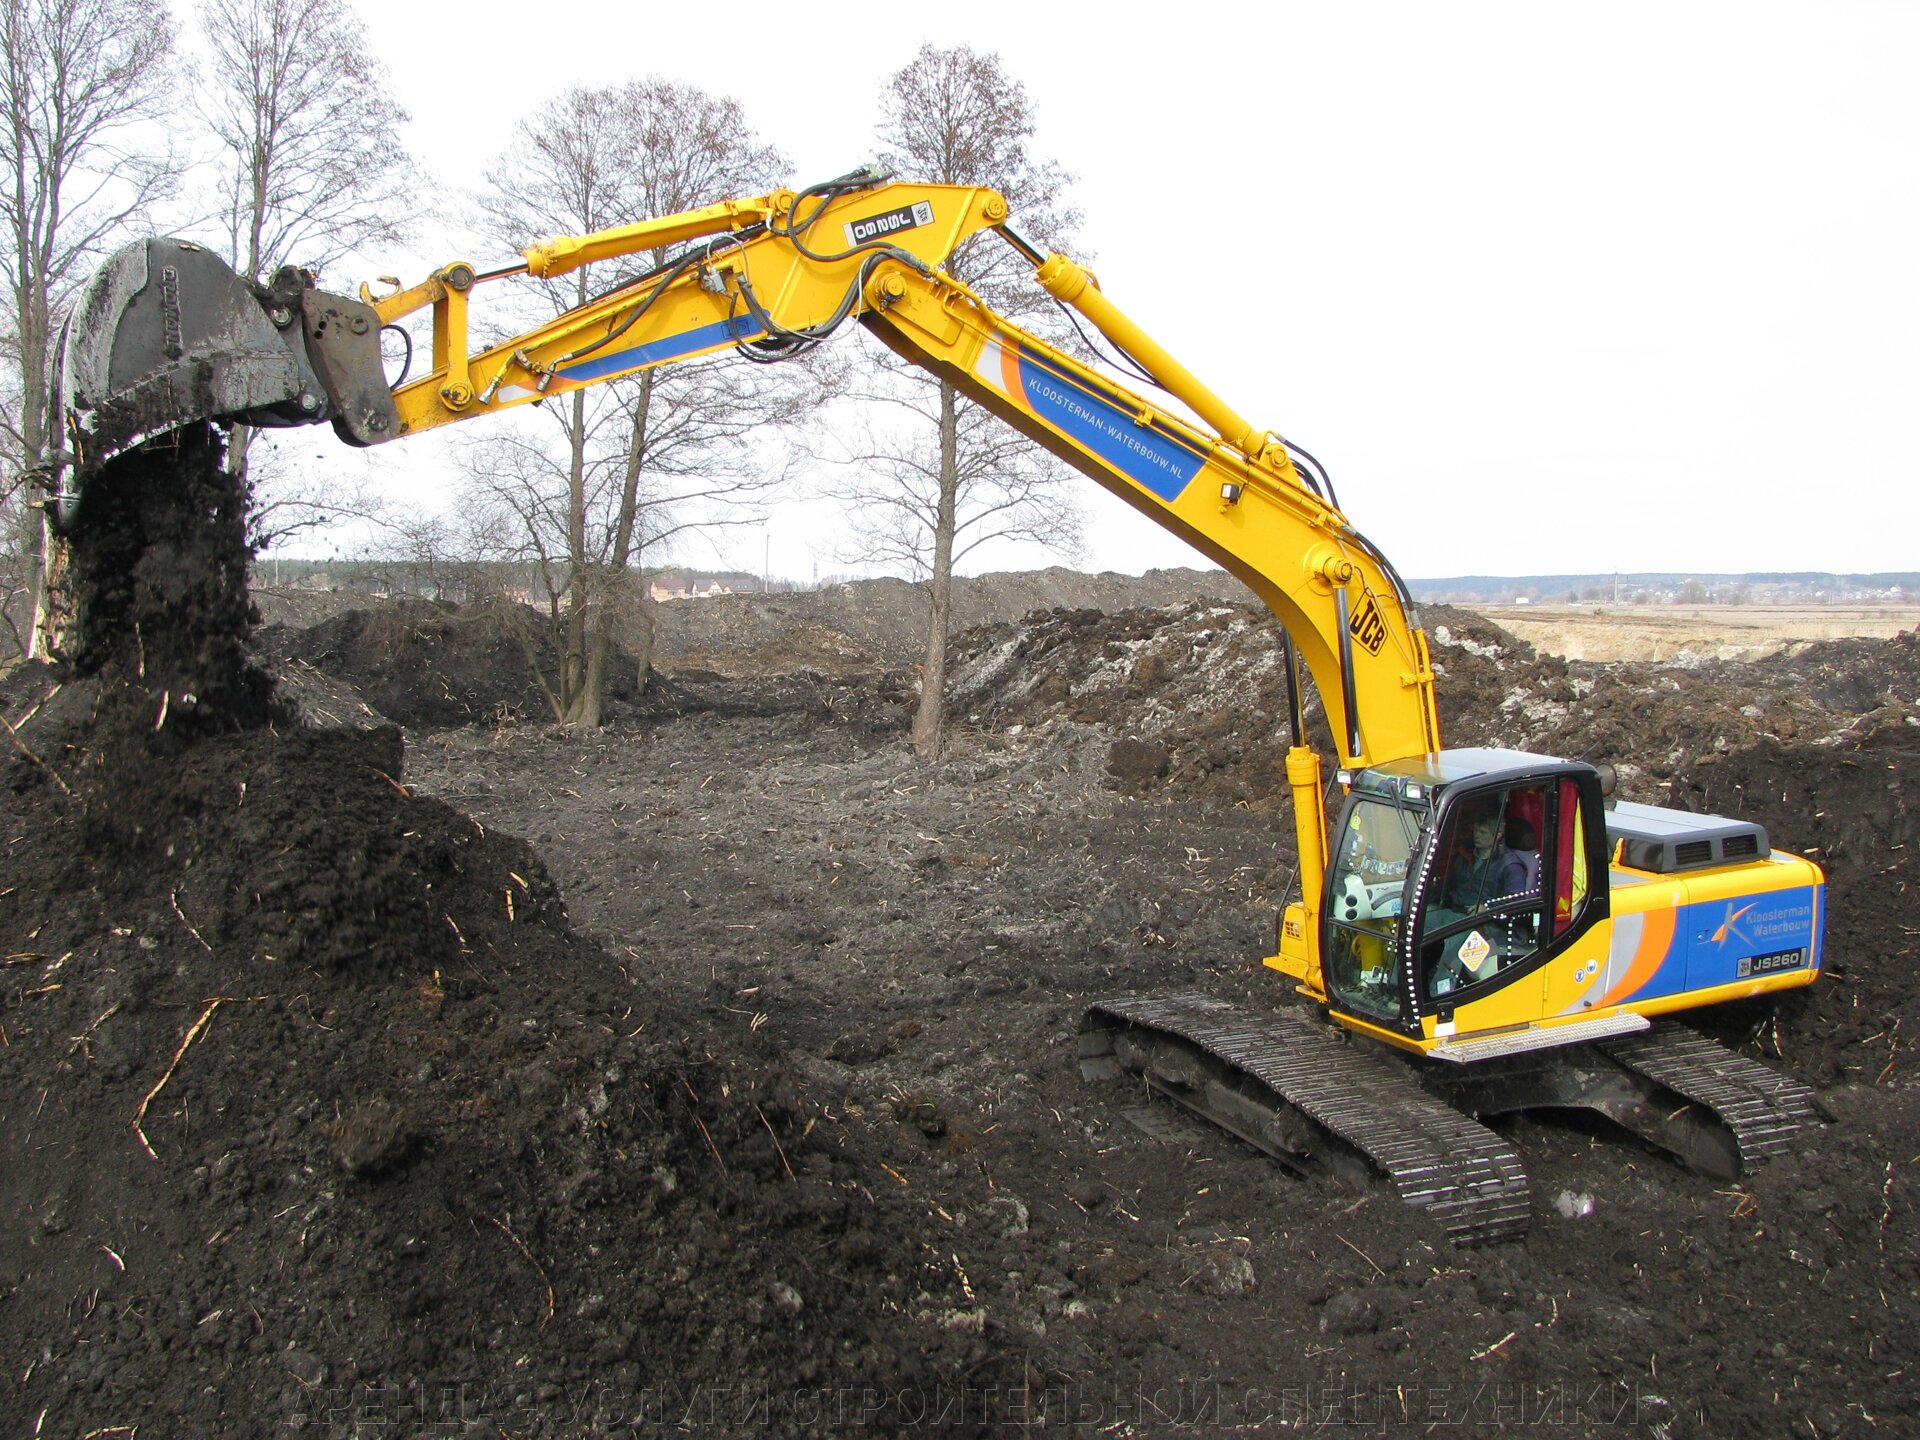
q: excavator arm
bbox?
[50,170,1439,780]
[852,246,1440,772]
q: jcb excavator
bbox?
[42,167,1825,1243]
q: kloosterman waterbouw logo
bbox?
[1704,898,1813,948]
[844,201,934,248]
[1708,896,1814,978]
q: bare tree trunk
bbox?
[29,516,71,659]
[576,598,608,727]
[559,387,595,726]
[580,369,654,712]
[912,381,961,758]
[22,271,60,660]
[630,599,656,693]
[16,288,48,465]
[16,209,53,659]
[568,364,659,726]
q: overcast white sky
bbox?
[282,0,1918,581]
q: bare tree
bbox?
[856,43,1086,757]
[196,0,413,525]
[824,381,1084,583]
[461,79,810,727]
[0,0,178,660]
[0,326,29,654]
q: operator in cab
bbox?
[1429,800,1537,998]
[1445,803,1532,912]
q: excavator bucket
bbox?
[48,237,395,529]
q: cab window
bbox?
[1552,776,1589,936]
[1324,798,1421,1024]
[1419,784,1548,1002]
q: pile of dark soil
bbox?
[946,601,1305,811]
[0,441,1021,1436]
[251,567,1247,732]
[37,424,273,738]
[650,567,1248,671]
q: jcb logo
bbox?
[1349,593,1388,656]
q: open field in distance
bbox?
[1475,603,1920,662]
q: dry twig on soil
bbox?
[754,1104,795,1180]
[169,892,213,952]
[487,1216,555,1327]
[1881,1163,1897,1252]
[680,1077,727,1176]
[6,683,59,730]
[1337,1234,1387,1278]
[1470,1331,1517,1361]
[0,711,71,797]
[132,995,266,1160]
[369,767,411,798]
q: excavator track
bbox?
[1595,1022,1821,1171]
[1080,992,1531,1246]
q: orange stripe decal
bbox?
[998,335,1024,404]
[1595,908,1677,1009]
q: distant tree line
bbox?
[254,558,835,605]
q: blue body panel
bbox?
[557,315,764,384]
[1010,349,1207,501]
[1683,885,1822,992]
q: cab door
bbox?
[1413,775,1608,1035]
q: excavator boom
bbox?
[50,171,1436,779]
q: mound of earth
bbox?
[253,568,1248,736]
[648,566,1249,671]
[257,597,650,730]
[0,438,1025,1436]
[945,600,1305,811]
[0,714,1021,1434]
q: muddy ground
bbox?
[2,449,1917,1437]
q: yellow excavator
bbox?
[42,167,1825,1242]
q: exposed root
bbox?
[132,995,266,1160]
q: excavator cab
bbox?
[1322,750,1611,1044]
